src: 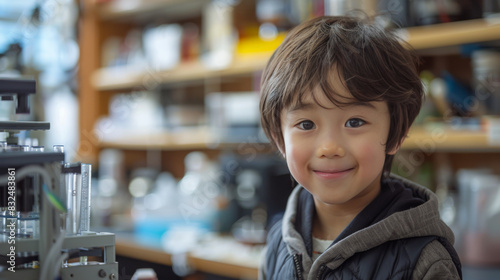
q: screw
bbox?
[109,273,116,280]
[98,269,107,278]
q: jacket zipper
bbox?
[293,253,303,279]
[316,265,327,280]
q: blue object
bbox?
[442,71,475,116]
[134,217,211,244]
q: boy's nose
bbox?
[315,141,345,158]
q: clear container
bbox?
[459,172,500,266]
[79,164,92,233]
[64,164,82,235]
[472,50,500,115]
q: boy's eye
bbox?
[345,118,366,128]
[297,120,315,130]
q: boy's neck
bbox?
[312,208,354,241]
[311,186,381,241]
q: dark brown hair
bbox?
[259,15,423,177]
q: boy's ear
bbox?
[387,135,407,155]
[278,145,285,158]
[387,145,400,155]
[271,133,286,158]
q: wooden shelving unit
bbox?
[78,1,500,278]
[77,2,500,159]
[89,16,500,153]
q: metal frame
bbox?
[0,155,118,279]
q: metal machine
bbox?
[0,78,118,279]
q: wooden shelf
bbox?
[97,128,268,151]
[91,18,500,92]
[402,126,498,152]
[115,236,259,279]
[188,257,258,280]
[98,129,216,150]
[402,18,500,50]
[92,53,272,91]
[115,238,173,266]
[97,128,210,150]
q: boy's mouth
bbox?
[313,168,354,179]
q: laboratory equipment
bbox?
[0,78,118,279]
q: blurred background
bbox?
[1,0,500,279]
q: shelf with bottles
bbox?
[79,0,500,164]
[91,17,500,92]
[92,58,500,153]
[91,85,266,151]
[92,52,274,91]
[92,0,278,91]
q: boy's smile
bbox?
[280,81,398,216]
[313,167,354,180]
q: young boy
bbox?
[258,16,462,279]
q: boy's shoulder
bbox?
[413,239,462,279]
[329,235,459,279]
[382,174,438,205]
[264,216,285,253]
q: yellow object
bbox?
[236,33,286,55]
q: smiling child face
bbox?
[279,74,397,210]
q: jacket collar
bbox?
[281,174,455,272]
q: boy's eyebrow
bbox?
[287,101,376,112]
[346,101,377,109]
[288,102,316,112]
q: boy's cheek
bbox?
[283,133,302,153]
[286,142,305,161]
[356,141,386,162]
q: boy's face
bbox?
[280,83,397,210]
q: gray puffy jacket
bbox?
[260,175,461,279]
